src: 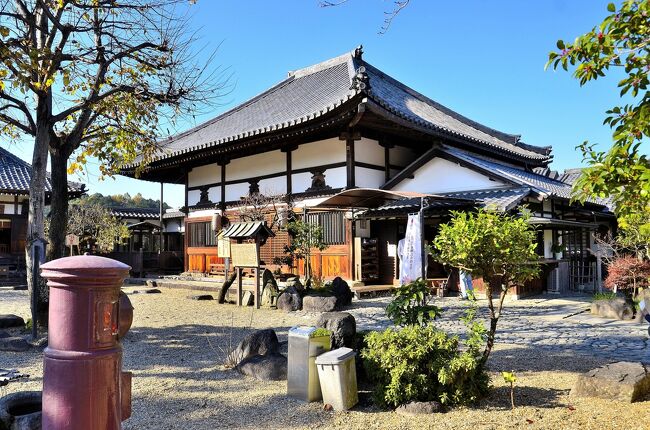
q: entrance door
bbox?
[372,220,398,285]
[0,219,11,254]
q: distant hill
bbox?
[76,192,171,210]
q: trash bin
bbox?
[315,347,358,411]
[287,326,331,402]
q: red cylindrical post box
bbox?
[40,255,132,430]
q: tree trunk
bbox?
[482,282,508,364]
[47,147,70,261]
[26,113,52,321]
[217,271,237,304]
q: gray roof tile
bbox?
[129,49,551,168]
[440,187,532,211]
[0,146,85,195]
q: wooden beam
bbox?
[345,131,356,189]
[219,161,228,211]
[384,145,390,182]
[286,149,292,196]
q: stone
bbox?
[302,295,337,313]
[242,291,254,306]
[0,391,42,430]
[237,353,287,381]
[395,401,444,415]
[129,288,161,295]
[262,269,277,289]
[571,361,650,402]
[277,287,302,312]
[187,294,213,301]
[316,312,356,349]
[260,281,279,308]
[0,314,25,329]
[0,330,10,338]
[330,277,353,307]
[0,336,30,352]
[287,277,304,293]
[225,328,280,367]
[591,298,634,320]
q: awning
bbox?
[528,217,600,230]
[221,221,275,239]
[127,221,160,231]
[315,188,463,209]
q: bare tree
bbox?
[319,0,411,34]
[235,191,291,230]
[0,0,227,316]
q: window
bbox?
[305,211,346,245]
[188,222,216,247]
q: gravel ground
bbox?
[1,287,649,429]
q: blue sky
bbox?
[3,0,641,208]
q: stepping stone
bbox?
[0,314,25,329]
[128,288,161,295]
[571,361,650,402]
[187,294,213,301]
[0,331,10,339]
[0,336,30,352]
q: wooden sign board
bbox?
[217,232,230,258]
[65,234,80,247]
[230,243,258,267]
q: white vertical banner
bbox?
[398,213,423,285]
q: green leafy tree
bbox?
[431,209,540,362]
[285,219,326,281]
[0,0,223,313]
[546,0,650,234]
[386,278,442,327]
[46,197,130,253]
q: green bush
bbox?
[361,322,489,408]
[386,278,441,327]
[593,291,618,301]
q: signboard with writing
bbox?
[65,234,80,247]
[217,232,230,258]
[230,243,258,267]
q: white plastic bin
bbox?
[315,347,358,411]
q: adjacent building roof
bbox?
[440,187,533,212]
[0,146,85,196]
[123,47,551,175]
[222,221,275,239]
[110,207,160,219]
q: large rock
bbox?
[0,391,42,430]
[277,287,302,312]
[303,295,337,313]
[395,401,444,415]
[237,353,287,381]
[260,282,279,308]
[225,329,280,367]
[591,298,634,320]
[0,314,25,329]
[571,361,650,402]
[316,312,356,349]
[330,277,353,308]
[0,336,30,352]
[0,330,10,339]
[287,277,304,293]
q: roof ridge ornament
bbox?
[354,45,363,59]
[350,65,370,92]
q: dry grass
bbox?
[1,288,648,429]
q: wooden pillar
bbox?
[255,238,261,309]
[286,149,292,196]
[236,267,243,306]
[219,161,228,211]
[384,145,390,182]
[346,137,355,188]
[159,182,164,252]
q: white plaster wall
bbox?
[164,219,182,233]
[188,209,220,218]
[227,150,285,182]
[292,172,312,194]
[225,182,250,202]
[355,167,385,189]
[187,189,201,206]
[390,145,416,167]
[391,157,505,193]
[293,138,346,169]
[544,229,553,258]
[258,176,287,195]
[188,163,220,188]
[355,137,383,166]
[292,166,346,193]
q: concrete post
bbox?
[40,255,132,430]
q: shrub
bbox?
[604,256,650,292]
[593,291,618,301]
[386,278,441,327]
[361,308,489,408]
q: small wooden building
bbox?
[0,146,85,260]
[119,47,615,297]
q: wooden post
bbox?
[420,197,426,281]
[255,238,261,309]
[159,182,164,253]
[237,267,243,306]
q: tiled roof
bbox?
[558,168,584,185]
[0,146,85,195]
[126,48,551,169]
[361,196,473,217]
[110,207,160,219]
[162,210,185,219]
[440,187,532,211]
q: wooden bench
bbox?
[427,277,449,297]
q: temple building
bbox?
[120,47,615,297]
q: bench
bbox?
[352,284,395,299]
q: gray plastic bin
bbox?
[287,326,331,402]
[315,347,358,410]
